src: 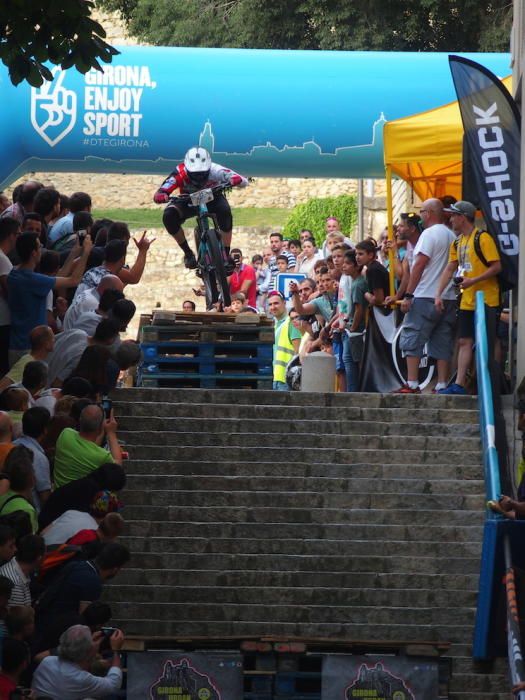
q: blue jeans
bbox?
[342,332,360,392]
[273,380,289,391]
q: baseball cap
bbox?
[443,200,477,218]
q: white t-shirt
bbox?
[46,330,89,385]
[0,250,13,325]
[63,288,99,331]
[42,509,99,545]
[413,224,455,300]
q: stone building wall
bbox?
[122,226,275,338]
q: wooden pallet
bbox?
[274,671,322,697]
[141,340,273,363]
[144,310,273,327]
[141,323,274,344]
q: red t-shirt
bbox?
[229,264,256,307]
[0,673,16,699]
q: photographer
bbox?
[228,248,256,308]
[53,404,121,489]
[32,624,124,699]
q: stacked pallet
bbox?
[137,311,274,389]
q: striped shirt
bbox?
[269,251,296,290]
[0,558,30,606]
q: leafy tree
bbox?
[97,0,512,52]
[283,194,357,247]
[1,0,119,87]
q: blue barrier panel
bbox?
[474,291,501,505]
[473,290,503,659]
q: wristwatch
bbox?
[403,293,414,300]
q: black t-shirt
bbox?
[36,560,102,619]
[366,260,390,298]
[38,475,102,530]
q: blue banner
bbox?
[0,48,509,187]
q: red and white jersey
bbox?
[154,162,248,202]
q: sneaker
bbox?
[438,382,467,395]
[184,252,198,270]
[394,384,421,394]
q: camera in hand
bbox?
[77,229,87,243]
[101,626,117,638]
[101,397,112,420]
[453,275,463,286]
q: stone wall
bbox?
[122,226,274,338]
[5,171,386,210]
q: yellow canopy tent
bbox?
[383,75,512,201]
[382,75,512,295]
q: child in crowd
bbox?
[354,239,389,307]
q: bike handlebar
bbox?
[169,184,228,203]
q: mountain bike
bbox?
[170,185,231,310]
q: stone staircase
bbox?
[106,388,510,699]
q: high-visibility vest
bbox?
[274,317,295,383]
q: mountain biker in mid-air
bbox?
[153,146,249,270]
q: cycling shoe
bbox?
[184,252,198,270]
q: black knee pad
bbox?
[163,205,183,236]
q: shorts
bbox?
[332,335,345,372]
[399,297,457,361]
[458,305,498,340]
[164,192,233,234]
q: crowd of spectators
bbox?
[0,181,145,698]
[218,200,505,394]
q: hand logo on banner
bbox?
[30,67,77,147]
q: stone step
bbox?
[124,504,485,526]
[123,473,485,495]
[114,400,479,424]
[112,568,480,591]
[112,387,478,410]
[122,489,485,512]
[125,444,483,465]
[100,616,475,643]
[449,672,510,693]
[117,415,481,437]
[119,430,481,452]
[122,551,481,575]
[124,520,484,543]
[106,600,477,627]
[122,459,484,481]
[120,535,482,559]
[107,583,477,608]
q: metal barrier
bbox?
[473,292,525,698]
[474,290,501,507]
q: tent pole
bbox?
[385,166,396,297]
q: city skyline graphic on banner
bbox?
[195,116,386,177]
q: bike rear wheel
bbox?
[194,227,231,310]
[207,228,231,308]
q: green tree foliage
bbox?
[1,0,119,87]
[97,0,512,52]
[283,194,357,247]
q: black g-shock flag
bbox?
[449,55,520,290]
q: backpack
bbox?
[38,543,82,583]
[453,229,510,295]
[0,495,33,542]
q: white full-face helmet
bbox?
[184,147,212,186]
